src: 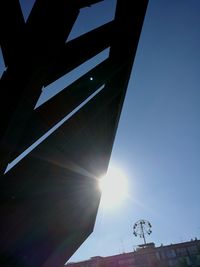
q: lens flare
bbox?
[99,165,128,209]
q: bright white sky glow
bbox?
[99,165,128,209]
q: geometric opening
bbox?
[19,0,36,22]
[35,47,110,108]
[67,0,117,42]
[0,46,7,77]
[5,84,105,174]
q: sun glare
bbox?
[99,165,128,209]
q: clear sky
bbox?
[1,0,200,264]
[67,0,200,262]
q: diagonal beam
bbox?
[110,0,148,64]
[44,21,115,86]
[8,58,123,164]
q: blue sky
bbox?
[1,0,200,263]
[67,0,200,261]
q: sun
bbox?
[98,165,128,209]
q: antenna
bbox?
[120,238,125,253]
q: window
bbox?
[168,259,178,267]
[196,255,200,264]
[188,246,198,255]
[165,249,176,259]
[176,247,187,256]
[156,252,160,260]
[178,257,191,266]
[160,251,166,259]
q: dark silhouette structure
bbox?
[0,1,148,266]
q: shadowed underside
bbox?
[0,0,148,266]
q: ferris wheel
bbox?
[133,219,152,245]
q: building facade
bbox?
[67,239,200,267]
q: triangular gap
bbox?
[19,0,36,22]
[0,46,7,77]
[35,47,110,109]
[5,85,105,174]
[67,0,117,42]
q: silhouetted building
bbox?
[67,239,200,267]
[0,1,148,266]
